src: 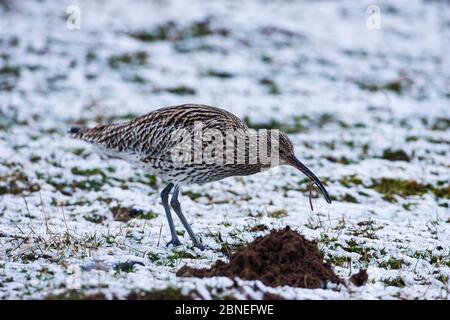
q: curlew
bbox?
[70,104,331,249]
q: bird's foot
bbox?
[166,238,182,248]
[192,240,205,251]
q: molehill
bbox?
[177,226,341,289]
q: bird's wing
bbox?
[70,104,248,163]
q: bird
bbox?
[70,104,331,250]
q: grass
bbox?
[379,258,404,270]
[46,290,108,300]
[328,255,350,267]
[8,230,104,263]
[350,220,384,239]
[70,148,87,156]
[83,213,107,224]
[381,149,410,162]
[248,224,268,232]
[129,25,173,42]
[259,78,280,95]
[243,116,303,134]
[166,251,199,267]
[268,209,288,218]
[0,170,40,195]
[128,174,158,188]
[433,185,450,199]
[370,178,450,202]
[341,239,375,263]
[402,202,417,211]
[183,191,208,201]
[45,287,198,300]
[127,287,196,300]
[371,179,428,202]
[45,168,159,195]
[356,79,404,94]
[430,117,450,131]
[339,175,363,188]
[325,156,354,165]
[335,175,450,203]
[383,277,406,288]
[108,51,147,69]
[71,179,106,192]
[243,113,343,134]
[341,193,359,203]
[128,19,223,43]
[206,70,234,79]
[219,242,245,258]
[115,261,144,273]
[71,167,105,177]
[166,86,196,95]
[148,246,203,267]
[409,249,449,268]
[126,74,148,84]
[0,65,20,77]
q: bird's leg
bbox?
[170,185,205,250]
[160,183,181,247]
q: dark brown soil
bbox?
[350,269,368,286]
[177,226,341,289]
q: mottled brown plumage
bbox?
[70,104,331,249]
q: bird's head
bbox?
[277,131,332,204]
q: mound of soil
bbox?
[177,226,341,289]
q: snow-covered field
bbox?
[0,0,449,299]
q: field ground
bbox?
[0,0,449,299]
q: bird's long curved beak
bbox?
[287,155,332,204]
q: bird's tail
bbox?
[68,126,85,139]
